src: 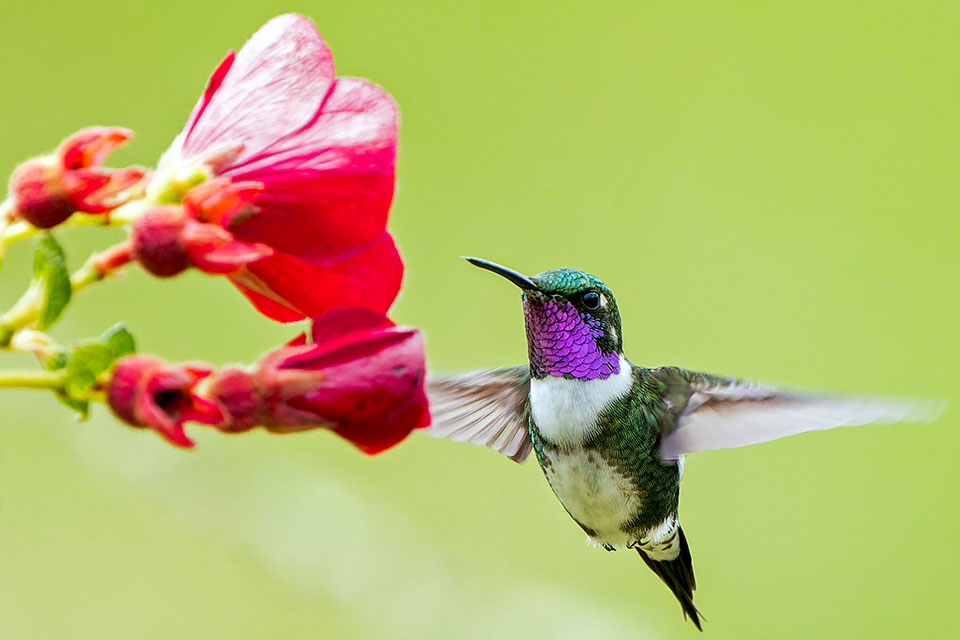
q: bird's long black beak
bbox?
[463,257,539,291]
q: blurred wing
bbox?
[425,366,533,463]
[653,367,946,460]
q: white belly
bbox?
[542,447,641,549]
[529,358,682,553]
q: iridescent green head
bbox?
[465,258,623,380]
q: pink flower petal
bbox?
[229,231,402,321]
[184,51,235,142]
[179,14,336,166]
[279,328,415,372]
[230,285,306,323]
[287,328,429,453]
[309,307,395,345]
[225,77,397,260]
[162,14,404,322]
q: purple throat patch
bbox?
[523,299,620,380]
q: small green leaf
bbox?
[63,343,116,400]
[46,323,138,418]
[100,323,136,359]
[55,391,90,419]
[33,234,72,330]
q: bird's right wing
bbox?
[651,367,945,460]
[424,366,533,463]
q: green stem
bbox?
[0,369,65,390]
[0,283,43,347]
[0,241,133,347]
[0,200,146,247]
[70,261,101,292]
[71,241,133,292]
[0,198,13,267]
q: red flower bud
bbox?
[130,179,272,277]
[9,127,145,228]
[107,355,223,447]
[205,308,430,454]
[129,206,191,276]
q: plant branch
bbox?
[0,282,44,347]
[70,241,133,292]
[0,200,146,247]
[0,241,133,347]
[0,369,65,390]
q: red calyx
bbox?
[107,355,223,447]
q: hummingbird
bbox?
[426,257,943,630]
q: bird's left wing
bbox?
[424,366,533,463]
[651,367,945,461]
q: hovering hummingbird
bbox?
[427,257,942,630]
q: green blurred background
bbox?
[1,1,957,638]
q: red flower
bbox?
[9,127,145,228]
[107,355,223,447]
[158,14,401,322]
[205,308,430,454]
[106,309,429,453]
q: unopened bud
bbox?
[9,158,73,228]
[9,127,145,229]
[130,206,191,276]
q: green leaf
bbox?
[46,323,137,419]
[32,234,72,330]
[99,323,136,359]
[55,390,90,418]
[63,343,117,400]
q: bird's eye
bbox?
[581,290,601,310]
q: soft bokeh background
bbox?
[0,2,957,638]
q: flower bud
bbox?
[204,308,430,453]
[130,179,271,277]
[9,127,145,228]
[202,367,261,432]
[8,158,72,228]
[130,205,191,276]
[107,355,223,447]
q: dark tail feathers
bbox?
[637,526,702,631]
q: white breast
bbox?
[529,355,634,447]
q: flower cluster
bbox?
[0,14,430,453]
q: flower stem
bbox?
[0,369,65,390]
[0,201,146,248]
[0,283,44,347]
[0,198,14,268]
[0,241,133,348]
[70,241,133,292]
